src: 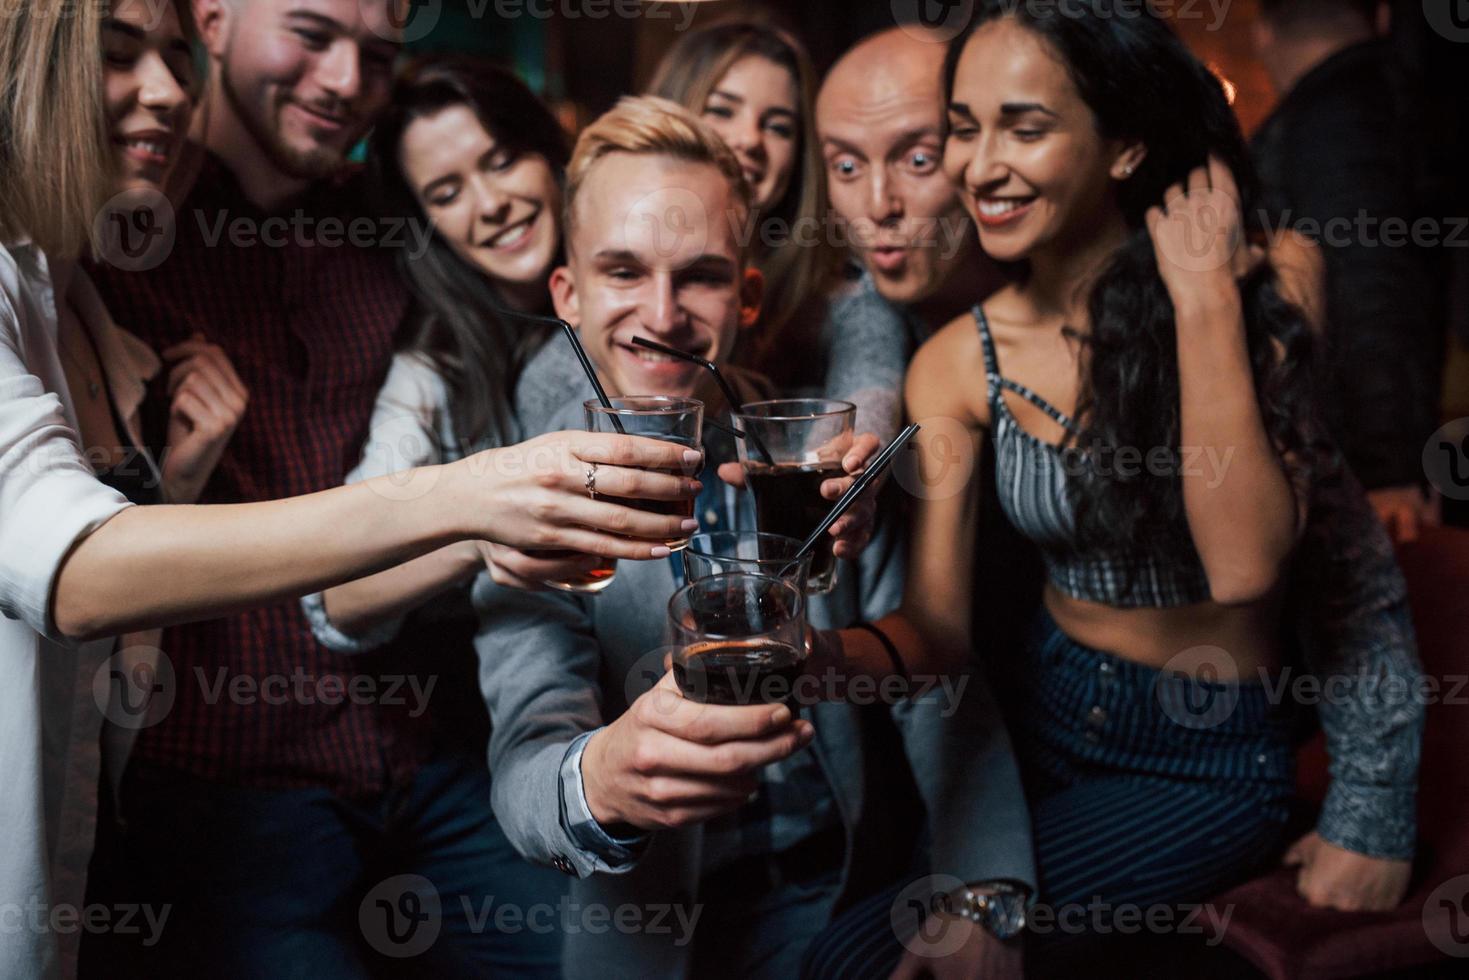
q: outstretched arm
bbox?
[824,318,988,680]
[52,431,701,640]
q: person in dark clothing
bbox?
[1252,0,1446,541]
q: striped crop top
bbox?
[976,306,1213,608]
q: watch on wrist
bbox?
[949,880,1030,941]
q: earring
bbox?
[1120,164,1135,178]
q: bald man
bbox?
[817,26,1001,339]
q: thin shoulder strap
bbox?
[975,306,1081,434]
[997,377,1080,433]
[973,304,1000,379]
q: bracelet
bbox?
[854,621,908,682]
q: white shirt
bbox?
[0,241,134,980]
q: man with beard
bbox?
[85,2,562,976]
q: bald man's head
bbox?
[816,27,975,307]
[817,27,948,124]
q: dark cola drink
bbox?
[673,639,805,705]
[744,461,844,593]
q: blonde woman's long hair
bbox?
[649,21,840,381]
[0,0,112,258]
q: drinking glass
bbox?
[682,531,813,589]
[734,399,855,595]
[585,397,703,551]
[539,396,703,593]
[668,572,806,705]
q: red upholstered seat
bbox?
[1208,526,1469,979]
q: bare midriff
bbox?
[1043,585,1284,680]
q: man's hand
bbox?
[1367,485,1441,544]
[717,432,884,560]
[890,916,1022,980]
[580,671,814,831]
[1284,831,1412,911]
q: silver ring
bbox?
[585,462,598,500]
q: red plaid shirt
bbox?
[87,154,432,799]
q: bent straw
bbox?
[630,336,773,464]
[558,321,625,435]
[477,299,626,434]
[783,424,921,575]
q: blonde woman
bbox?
[0,5,698,977]
[649,21,910,441]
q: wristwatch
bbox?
[948,880,1031,940]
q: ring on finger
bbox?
[585,462,599,500]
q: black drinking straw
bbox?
[476,299,627,434]
[558,321,625,435]
[785,424,921,572]
[630,336,774,464]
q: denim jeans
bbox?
[82,751,565,979]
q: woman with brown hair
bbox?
[649,20,911,441]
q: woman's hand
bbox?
[161,333,248,503]
[1146,156,1248,311]
[474,540,610,592]
[450,430,702,559]
[1368,485,1442,544]
[716,432,884,560]
[1283,831,1412,911]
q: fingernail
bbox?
[683,449,703,465]
[689,480,703,493]
[769,704,792,725]
[651,546,672,558]
[681,519,699,531]
[798,721,815,741]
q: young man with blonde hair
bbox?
[478,95,1035,980]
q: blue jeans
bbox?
[84,752,565,979]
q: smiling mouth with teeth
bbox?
[484,220,533,249]
[622,342,702,365]
[976,196,1037,227]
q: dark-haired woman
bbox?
[303,57,582,646]
[803,3,1422,976]
[294,59,585,974]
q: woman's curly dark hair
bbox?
[944,0,1329,567]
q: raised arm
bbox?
[1149,158,1302,605]
[50,430,702,640]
